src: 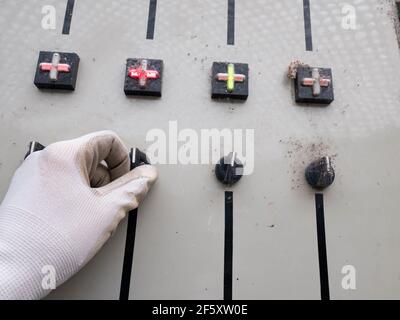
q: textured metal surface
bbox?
[0,0,400,299]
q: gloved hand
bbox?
[0,131,158,300]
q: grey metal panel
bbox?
[0,0,399,300]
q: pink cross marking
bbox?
[302,68,330,96]
[39,53,71,81]
[128,59,160,88]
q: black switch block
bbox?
[34,51,80,90]
[294,67,334,104]
[124,58,163,97]
[211,62,248,100]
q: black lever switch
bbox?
[215,152,243,185]
[305,156,335,190]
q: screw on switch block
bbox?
[305,156,335,190]
[215,152,243,185]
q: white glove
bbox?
[0,131,158,300]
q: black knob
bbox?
[130,148,150,169]
[24,141,46,159]
[215,152,243,185]
[305,156,335,190]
